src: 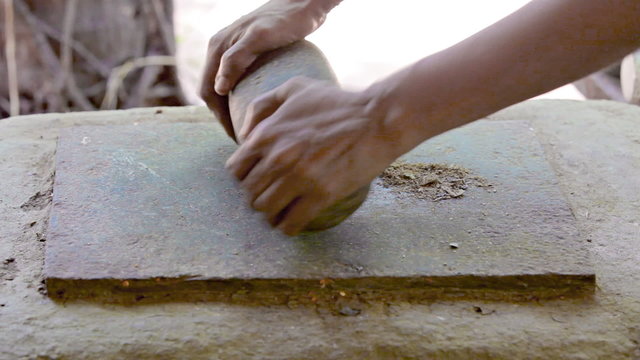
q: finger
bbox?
[215,38,259,96]
[252,175,306,225]
[240,142,303,203]
[226,146,262,182]
[238,92,285,142]
[200,36,236,141]
[277,193,329,236]
[200,35,223,98]
[226,115,280,181]
[239,77,308,140]
[240,160,278,204]
[208,94,234,142]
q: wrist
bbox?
[363,51,496,156]
[362,67,439,157]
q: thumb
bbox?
[215,39,258,95]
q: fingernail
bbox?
[215,77,230,95]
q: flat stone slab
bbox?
[45,120,594,304]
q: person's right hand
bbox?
[199,0,337,141]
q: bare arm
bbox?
[368,0,640,154]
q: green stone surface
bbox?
[45,120,593,303]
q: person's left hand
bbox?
[225,77,404,235]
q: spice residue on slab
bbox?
[379,161,491,201]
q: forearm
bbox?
[368,0,640,154]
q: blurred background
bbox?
[175,0,585,105]
[2,0,637,119]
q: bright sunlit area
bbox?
[175,0,585,104]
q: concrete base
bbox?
[1,102,639,359]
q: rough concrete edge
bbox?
[1,106,215,141]
[46,274,595,306]
[2,105,211,123]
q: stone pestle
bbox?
[228,40,370,233]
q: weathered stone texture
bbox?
[45,119,592,303]
[0,102,639,359]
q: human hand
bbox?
[225,77,407,235]
[199,0,336,141]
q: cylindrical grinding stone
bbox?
[228,40,370,232]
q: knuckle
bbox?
[220,48,244,75]
[221,45,248,69]
[246,98,261,116]
[269,141,302,168]
[245,27,261,41]
[280,76,310,93]
[250,125,276,145]
[286,76,306,87]
[245,126,267,146]
[247,25,270,40]
[207,33,224,50]
[268,151,290,169]
[251,93,270,107]
[219,51,235,70]
[247,96,269,117]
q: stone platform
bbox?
[45,119,592,304]
[1,102,640,359]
